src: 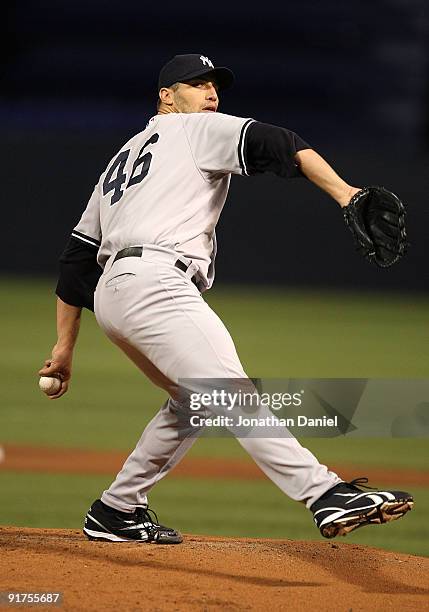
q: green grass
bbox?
[207,287,429,379]
[0,472,426,557]
[1,277,429,452]
[181,436,429,471]
[0,277,428,555]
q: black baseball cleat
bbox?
[83,499,183,544]
[311,478,414,539]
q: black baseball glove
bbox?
[343,186,407,268]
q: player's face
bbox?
[172,78,219,114]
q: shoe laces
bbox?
[135,507,160,527]
[346,477,376,491]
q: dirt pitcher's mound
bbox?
[0,527,428,611]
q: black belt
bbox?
[113,246,143,262]
[113,246,202,290]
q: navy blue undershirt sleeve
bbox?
[243,121,311,179]
[55,236,102,312]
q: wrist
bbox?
[338,186,361,208]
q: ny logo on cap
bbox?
[200,56,214,68]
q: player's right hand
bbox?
[38,345,73,399]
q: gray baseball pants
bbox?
[94,245,341,512]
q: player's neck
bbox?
[158,105,179,115]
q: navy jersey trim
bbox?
[238,119,255,176]
[71,230,101,248]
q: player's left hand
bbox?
[38,345,73,399]
[343,186,407,267]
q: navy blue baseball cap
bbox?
[158,54,235,91]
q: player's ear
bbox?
[159,87,175,106]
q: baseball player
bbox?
[39,54,413,543]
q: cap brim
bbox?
[181,67,235,91]
[209,67,235,90]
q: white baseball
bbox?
[39,376,62,395]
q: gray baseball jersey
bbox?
[72,112,255,290]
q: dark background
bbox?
[3,0,429,291]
